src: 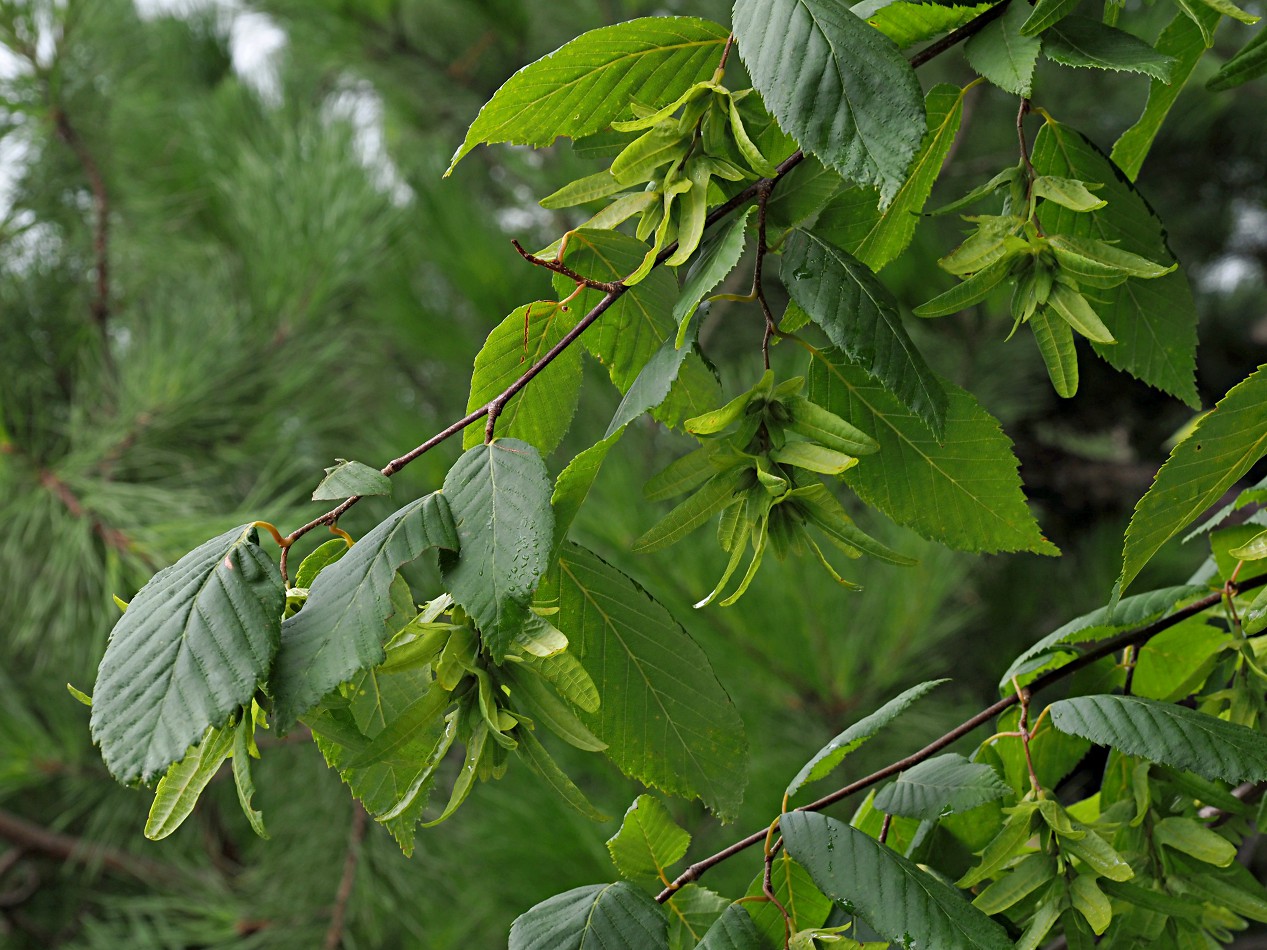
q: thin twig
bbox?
[509,240,621,294]
[0,810,177,884]
[908,0,1010,68]
[323,803,367,950]
[656,574,1267,901]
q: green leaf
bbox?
[509,882,669,950]
[666,885,731,949]
[1030,307,1080,397]
[1032,176,1106,212]
[633,468,746,553]
[743,853,834,945]
[1209,24,1267,90]
[732,0,926,203]
[1020,0,1082,36]
[463,301,582,454]
[765,158,844,232]
[787,679,947,797]
[1049,694,1267,783]
[1032,120,1200,407]
[863,2,996,48]
[813,83,971,273]
[90,525,285,783]
[293,539,348,590]
[971,853,1056,914]
[441,440,553,658]
[312,459,392,501]
[873,753,1011,819]
[914,257,1016,318]
[607,336,694,438]
[144,723,235,840]
[1069,874,1111,934]
[1045,17,1177,81]
[551,433,623,556]
[965,0,1043,96]
[514,726,609,820]
[1048,283,1115,344]
[1113,10,1221,179]
[606,794,691,889]
[231,712,267,839]
[547,543,748,817]
[673,208,752,344]
[1154,816,1237,866]
[1120,365,1267,591]
[807,347,1056,555]
[446,17,728,173]
[783,229,948,438]
[781,812,1014,950]
[697,904,770,949]
[270,494,456,730]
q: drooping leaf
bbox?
[446,17,729,173]
[733,0,926,203]
[1032,121,1200,407]
[232,711,268,839]
[1049,694,1267,783]
[673,208,752,344]
[813,83,972,272]
[1113,10,1221,179]
[781,812,1014,950]
[270,494,456,730]
[697,904,771,949]
[862,1,996,48]
[442,440,554,658]
[607,337,695,438]
[783,229,948,438]
[91,525,285,783]
[807,347,1056,555]
[312,459,392,501]
[607,794,691,890]
[787,679,947,797]
[508,882,669,950]
[1120,365,1267,591]
[873,753,1011,819]
[546,543,748,817]
[144,723,236,840]
[463,301,582,454]
[1029,306,1080,398]
[514,726,609,820]
[551,433,623,556]
[666,885,731,949]
[964,0,1043,96]
[1045,16,1178,81]
[1208,23,1267,90]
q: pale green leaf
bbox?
[293,539,347,590]
[463,301,582,454]
[1154,816,1237,866]
[1045,16,1177,81]
[913,256,1016,317]
[312,459,392,501]
[787,679,947,797]
[1020,0,1082,36]
[447,17,728,173]
[807,347,1057,555]
[1030,307,1080,397]
[1033,120,1200,406]
[863,2,996,48]
[873,753,1011,819]
[607,794,691,889]
[270,494,456,730]
[546,543,748,817]
[743,854,834,945]
[1049,694,1267,783]
[91,525,285,783]
[783,229,948,438]
[781,812,1014,950]
[231,713,268,839]
[733,0,926,203]
[144,724,235,840]
[965,0,1043,96]
[1032,176,1106,212]
[1120,364,1267,591]
[673,208,752,344]
[509,882,669,950]
[1113,10,1221,179]
[442,440,554,658]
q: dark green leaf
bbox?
[447,17,728,173]
[312,459,392,501]
[464,301,582,454]
[1021,0,1082,36]
[1049,694,1267,783]
[965,0,1043,96]
[607,337,694,438]
[807,347,1057,555]
[1045,16,1177,81]
[697,904,771,949]
[732,0,926,202]
[270,494,456,730]
[873,753,1011,819]
[442,440,554,658]
[508,882,669,950]
[551,433,623,556]
[1120,365,1267,591]
[781,812,1013,950]
[1209,24,1267,90]
[783,229,948,438]
[546,543,748,817]
[91,525,284,783]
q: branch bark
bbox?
[52,107,110,337]
[0,809,176,885]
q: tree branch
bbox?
[656,573,1267,901]
[323,802,367,950]
[51,107,110,337]
[0,809,177,885]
